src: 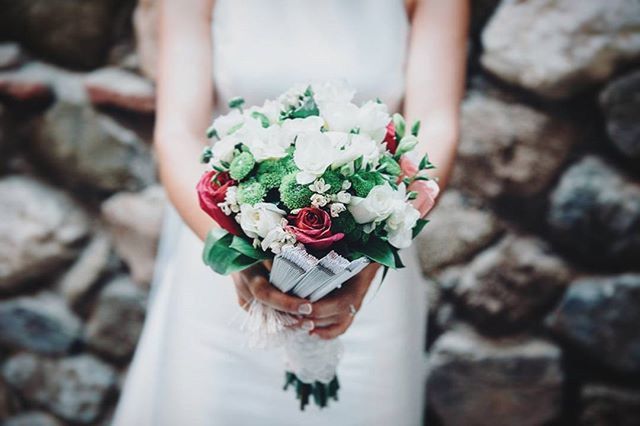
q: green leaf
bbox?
[391,246,405,268]
[392,113,406,139]
[200,147,212,164]
[206,125,219,140]
[228,97,245,110]
[353,237,397,269]
[419,154,431,170]
[250,111,270,128]
[411,120,421,137]
[353,156,364,172]
[412,218,429,238]
[230,236,270,260]
[202,229,261,274]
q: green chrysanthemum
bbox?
[331,210,357,235]
[279,173,313,210]
[379,155,402,177]
[229,151,256,180]
[320,169,343,195]
[236,180,266,205]
[350,171,385,198]
[257,156,297,189]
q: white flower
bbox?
[385,203,420,249]
[331,133,380,169]
[239,203,286,239]
[330,203,347,217]
[261,222,297,254]
[341,180,352,190]
[278,84,307,109]
[309,178,331,194]
[294,132,335,184]
[348,183,403,224]
[325,131,349,149]
[251,99,283,125]
[211,135,239,165]
[310,193,329,208]
[281,116,325,145]
[312,80,356,107]
[242,125,289,161]
[335,190,352,204]
[212,110,245,136]
[357,101,390,143]
[217,186,240,215]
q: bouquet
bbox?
[197,82,439,409]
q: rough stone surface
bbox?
[450,235,572,333]
[133,0,159,80]
[547,274,640,374]
[547,156,640,268]
[85,276,147,359]
[0,103,13,169]
[101,186,165,284]
[481,0,640,99]
[0,292,82,355]
[427,328,564,426]
[452,92,575,199]
[32,101,155,193]
[4,412,63,426]
[417,191,502,273]
[0,0,126,69]
[600,69,640,161]
[2,353,117,424]
[0,42,23,70]
[85,67,156,113]
[580,384,640,426]
[55,231,112,307]
[0,176,89,291]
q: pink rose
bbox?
[286,207,344,250]
[399,156,440,218]
[383,121,398,154]
[196,170,242,236]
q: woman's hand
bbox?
[297,262,381,340]
[232,261,313,316]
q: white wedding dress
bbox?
[114,1,429,425]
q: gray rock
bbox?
[0,292,82,355]
[0,375,12,420]
[0,104,14,171]
[417,191,502,273]
[101,186,165,285]
[0,176,89,291]
[580,384,640,426]
[0,0,127,69]
[547,274,640,373]
[427,328,564,426]
[600,69,640,161]
[56,230,112,308]
[85,67,156,114]
[547,156,640,267]
[85,276,147,360]
[31,101,155,193]
[481,0,640,99]
[3,353,117,424]
[4,412,63,426]
[451,235,572,333]
[452,92,575,199]
[0,42,23,70]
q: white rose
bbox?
[320,102,359,133]
[211,135,239,165]
[325,131,349,149]
[331,133,380,168]
[294,132,335,184]
[239,203,286,239]
[348,183,400,224]
[357,101,390,143]
[243,125,288,161]
[212,110,245,136]
[281,116,325,145]
[312,80,356,107]
[385,202,420,249]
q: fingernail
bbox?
[301,320,314,331]
[298,303,312,315]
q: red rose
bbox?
[196,170,242,236]
[286,207,344,250]
[384,121,398,154]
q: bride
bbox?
[114,0,468,425]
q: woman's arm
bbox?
[404,0,469,189]
[309,0,470,340]
[155,0,216,241]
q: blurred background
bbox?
[0,0,638,425]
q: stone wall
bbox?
[0,0,638,425]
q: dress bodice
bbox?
[211,0,409,112]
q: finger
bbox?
[313,315,344,328]
[247,276,312,315]
[263,259,273,272]
[236,294,250,311]
[309,297,346,319]
[234,281,253,303]
[311,317,353,340]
